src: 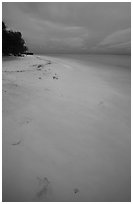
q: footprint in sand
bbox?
[32,64,44,70]
[74,188,79,194]
[37,64,43,68]
[19,116,32,126]
[12,139,22,146]
[44,88,51,92]
[12,137,24,146]
[53,74,59,80]
[37,64,44,71]
[46,61,51,65]
[36,177,50,198]
[98,101,104,106]
[32,64,38,67]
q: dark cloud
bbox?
[2,2,131,54]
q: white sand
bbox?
[2,54,130,202]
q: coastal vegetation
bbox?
[2,21,28,56]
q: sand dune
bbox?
[2,54,130,202]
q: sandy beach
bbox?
[2,54,131,202]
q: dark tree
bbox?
[2,21,28,56]
[2,21,6,30]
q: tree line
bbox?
[2,21,28,56]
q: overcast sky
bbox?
[2,2,131,54]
